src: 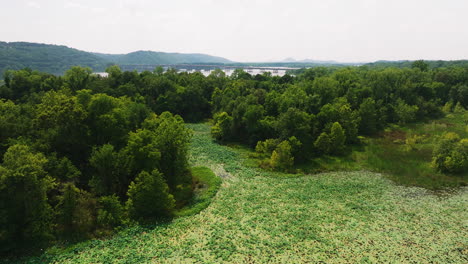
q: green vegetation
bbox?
[95,51,231,65]
[281,112,467,190]
[0,67,197,255]
[0,41,231,77]
[11,123,467,263]
[1,61,467,261]
[0,42,108,76]
[175,166,222,217]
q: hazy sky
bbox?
[1,0,467,62]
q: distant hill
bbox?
[0,41,232,76]
[365,60,468,69]
[279,57,341,64]
[94,50,231,65]
[0,41,109,75]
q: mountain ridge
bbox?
[0,41,232,76]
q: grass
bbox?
[11,122,467,263]
[175,167,222,217]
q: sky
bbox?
[1,0,467,62]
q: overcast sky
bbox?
[1,0,467,62]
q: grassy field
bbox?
[12,123,468,263]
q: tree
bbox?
[0,145,53,251]
[412,60,429,72]
[63,66,92,92]
[126,170,175,221]
[97,195,125,230]
[358,98,378,135]
[432,133,468,173]
[270,140,294,171]
[33,90,89,163]
[394,99,418,124]
[211,112,233,142]
[143,112,192,191]
[56,183,96,239]
[330,122,346,154]
[89,144,129,197]
[314,132,332,154]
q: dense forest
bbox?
[1,61,467,255]
[0,42,231,77]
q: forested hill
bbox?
[0,42,108,76]
[0,41,232,76]
[365,60,468,69]
[94,50,232,65]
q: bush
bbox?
[255,138,281,155]
[270,140,294,172]
[432,133,468,173]
[97,195,125,230]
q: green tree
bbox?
[126,170,175,221]
[394,99,418,124]
[33,90,89,163]
[143,112,192,191]
[358,98,378,135]
[270,140,294,171]
[211,112,233,142]
[97,195,125,230]
[0,145,53,251]
[314,132,332,154]
[89,144,129,197]
[56,183,96,239]
[432,133,468,173]
[330,122,346,154]
[412,60,429,72]
[63,66,92,92]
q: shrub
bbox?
[270,140,294,172]
[432,133,468,173]
[97,195,125,230]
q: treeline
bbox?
[210,61,468,171]
[0,67,193,254]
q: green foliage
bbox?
[432,133,468,173]
[211,112,233,142]
[411,60,429,72]
[255,138,281,155]
[394,99,419,124]
[56,183,96,240]
[0,145,53,252]
[63,66,92,91]
[270,140,294,171]
[126,170,175,221]
[176,167,221,217]
[358,98,378,135]
[89,144,129,197]
[97,195,125,230]
[17,123,467,264]
[330,122,346,154]
[314,132,332,154]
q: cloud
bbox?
[27,1,40,9]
